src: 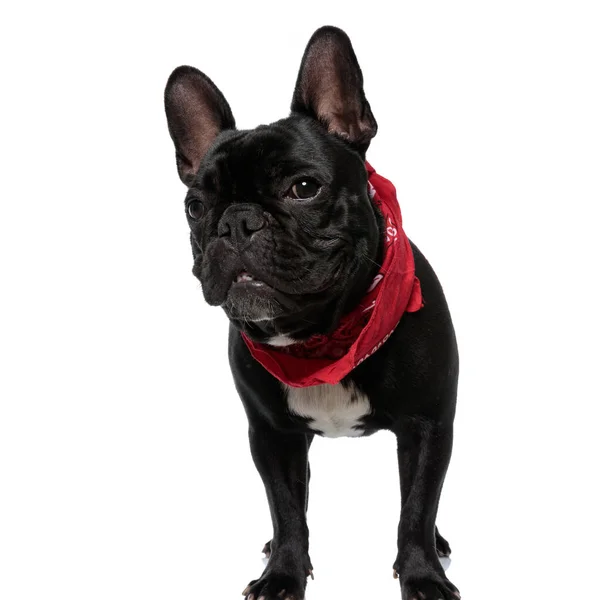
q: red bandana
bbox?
[242,162,423,388]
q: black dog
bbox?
[164,26,460,600]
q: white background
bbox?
[1,1,599,599]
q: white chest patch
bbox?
[283,382,371,438]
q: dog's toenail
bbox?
[393,569,399,579]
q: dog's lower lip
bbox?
[235,280,265,287]
[234,271,264,286]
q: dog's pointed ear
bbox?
[164,66,235,186]
[291,26,377,154]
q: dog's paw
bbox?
[242,572,306,600]
[435,528,451,558]
[397,576,460,600]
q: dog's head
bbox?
[164,27,382,343]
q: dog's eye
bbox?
[187,200,204,220]
[289,179,321,200]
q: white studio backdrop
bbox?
[1,1,599,599]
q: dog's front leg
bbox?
[393,418,460,600]
[242,423,312,600]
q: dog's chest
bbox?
[284,382,371,438]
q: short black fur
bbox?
[164,25,460,600]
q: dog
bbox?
[164,26,460,600]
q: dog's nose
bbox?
[218,204,267,244]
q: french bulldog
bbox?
[164,26,460,600]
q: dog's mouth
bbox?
[202,250,349,325]
[233,271,265,286]
[224,270,284,323]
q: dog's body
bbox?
[165,26,460,600]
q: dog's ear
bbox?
[291,26,377,154]
[164,66,235,186]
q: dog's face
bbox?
[165,27,382,342]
